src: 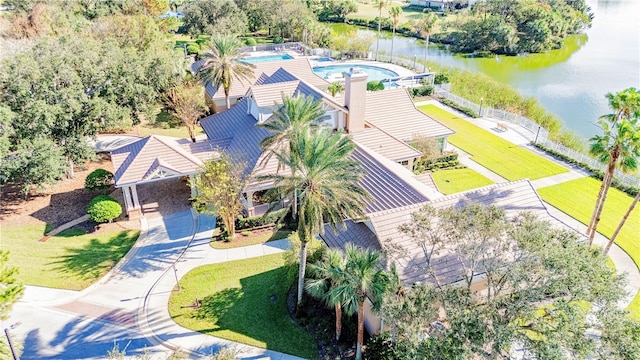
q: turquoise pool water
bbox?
[313,64,398,81]
[240,54,294,63]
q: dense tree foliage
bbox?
[0,4,182,190]
[182,0,247,37]
[375,204,638,359]
[444,0,593,54]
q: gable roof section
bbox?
[193,58,329,101]
[363,89,455,141]
[200,98,272,175]
[353,145,430,214]
[367,180,565,285]
[111,136,208,186]
[251,81,302,107]
[351,124,422,162]
[320,220,381,252]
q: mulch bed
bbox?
[287,286,359,360]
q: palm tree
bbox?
[198,35,255,110]
[389,4,402,61]
[374,0,388,61]
[415,12,438,73]
[262,128,371,307]
[606,180,640,255]
[586,87,640,246]
[306,248,348,341]
[327,81,345,97]
[329,243,390,360]
[259,93,326,155]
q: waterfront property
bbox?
[110,58,588,337]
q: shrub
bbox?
[274,36,284,44]
[186,43,200,55]
[434,73,449,85]
[87,195,122,223]
[439,98,479,118]
[409,85,434,98]
[244,37,257,46]
[367,80,385,91]
[84,169,114,191]
[234,208,288,230]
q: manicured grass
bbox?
[136,110,205,138]
[210,230,293,249]
[3,224,139,290]
[538,177,640,320]
[419,104,568,180]
[168,254,317,358]
[431,168,494,194]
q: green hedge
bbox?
[409,85,434,98]
[234,208,288,231]
[414,153,462,174]
[439,98,479,118]
[534,143,639,197]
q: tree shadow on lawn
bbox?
[49,230,139,282]
[183,267,316,357]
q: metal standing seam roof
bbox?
[250,81,306,107]
[111,136,218,186]
[199,98,272,177]
[351,124,423,162]
[352,145,430,214]
[192,58,329,101]
[366,179,569,286]
[320,220,382,252]
[363,88,455,141]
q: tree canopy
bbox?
[376,203,639,359]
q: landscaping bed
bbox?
[210,229,293,249]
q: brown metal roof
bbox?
[319,220,382,252]
[367,180,564,285]
[413,173,439,192]
[251,81,302,107]
[351,124,422,162]
[363,89,454,141]
[194,58,329,101]
[111,136,218,186]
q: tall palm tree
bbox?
[389,4,402,61]
[259,93,326,155]
[374,0,388,61]
[262,128,370,307]
[306,247,348,341]
[198,35,255,110]
[415,12,438,73]
[606,177,640,255]
[586,87,640,246]
[329,243,390,360]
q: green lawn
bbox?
[3,224,139,290]
[168,254,318,358]
[538,177,640,320]
[419,104,568,180]
[135,109,205,138]
[210,230,293,249]
[431,168,494,194]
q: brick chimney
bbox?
[344,68,368,133]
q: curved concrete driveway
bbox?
[8,211,302,359]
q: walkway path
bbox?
[8,211,302,359]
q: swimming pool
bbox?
[313,64,398,82]
[240,54,294,63]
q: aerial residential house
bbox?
[409,0,475,11]
[109,58,576,338]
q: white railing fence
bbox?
[432,87,640,189]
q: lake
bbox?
[331,0,640,139]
